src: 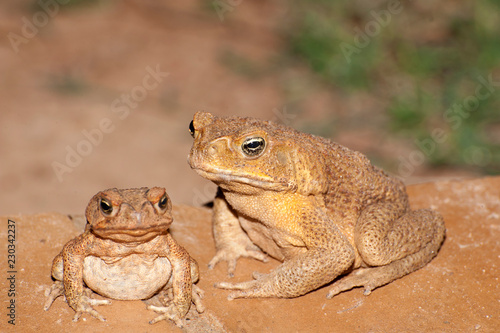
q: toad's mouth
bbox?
[192,168,293,191]
[91,225,169,243]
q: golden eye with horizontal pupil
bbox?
[242,137,266,157]
[100,199,113,215]
[158,194,168,210]
[189,120,195,138]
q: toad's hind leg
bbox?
[327,205,445,298]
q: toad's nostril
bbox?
[208,145,218,156]
[132,212,142,224]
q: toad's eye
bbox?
[241,137,266,157]
[158,194,168,210]
[189,120,195,138]
[100,199,113,215]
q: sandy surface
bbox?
[1,177,499,332]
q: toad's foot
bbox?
[72,295,111,322]
[43,281,66,311]
[158,285,205,314]
[326,268,376,298]
[44,282,98,311]
[215,272,274,300]
[327,263,409,299]
[208,245,268,277]
[150,285,206,327]
[44,281,65,311]
[191,285,206,313]
[148,304,185,327]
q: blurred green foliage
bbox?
[285,0,500,174]
[46,72,88,95]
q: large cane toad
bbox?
[44,187,204,327]
[188,112,445,299]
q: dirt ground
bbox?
[1,177,499,332]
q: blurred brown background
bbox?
[1,0,499,215]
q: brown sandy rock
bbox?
[1,177,499,332]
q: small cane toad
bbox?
[188,112,445,299]
[44,187,204,327]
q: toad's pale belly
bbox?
[83,254,171,300]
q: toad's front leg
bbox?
[209,190,268,277]
[148,235,203,327]
[62,243,111,322]
[216,225,355,299]
[44,252,110,318]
